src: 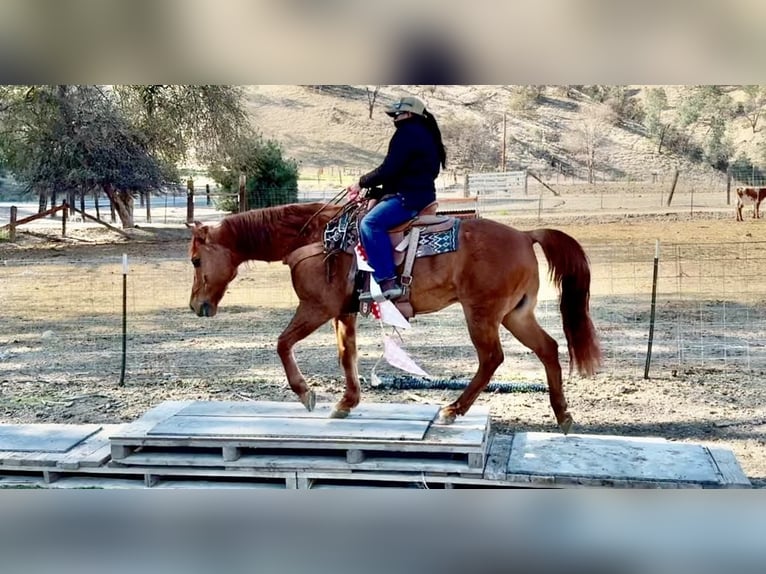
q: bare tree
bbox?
[441,113,501,171]
[562,104,613,183]
[365,86,380,120]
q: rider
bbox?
[346,96,447,300]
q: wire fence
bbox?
[2,239,766,390]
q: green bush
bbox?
[210,135,298,213]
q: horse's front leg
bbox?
[329,313,360,419]
[277,302,333,412]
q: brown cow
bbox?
[735,186,766,221]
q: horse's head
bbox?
[187,221,239,317]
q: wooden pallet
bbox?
[0,401,751,489]
[108,400,491,477]
[0,424,117,483]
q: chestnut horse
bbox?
[187,201,601,433]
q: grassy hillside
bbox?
[245,85,764,190]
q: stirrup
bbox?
[358,286,403,302]
[381,286,403,300]
[359,291,374,303]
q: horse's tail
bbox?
[526,229,602,376]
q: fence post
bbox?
[666,169,679,206]
[238,174,247,213]
[145,191,152,224]
[186,179,194,223]
[9,206,17,241]
[119,253,128,387]
[726,169,731,205]
[644,240,660,379]
[206,183,211,206]
[62,201,68,237]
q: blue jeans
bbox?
[359,196,417,282]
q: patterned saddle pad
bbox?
[323,204,461,259]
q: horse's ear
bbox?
[189,223,209,243]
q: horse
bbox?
[187,201,602,434]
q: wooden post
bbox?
[9,206,16,241]
[119,254,128,387]
[501,112,506,171]
[206,183,211,206]
[463,173,469,198]
[644,240,660,379]
[666,169,679,206]
[726,169,731,205]
[94,187,101,220]
[145,191,152,223]
[238,174,246,213]
[62,201,68,237]
[186,179,194,224]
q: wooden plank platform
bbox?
[109,401,491,475]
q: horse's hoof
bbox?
[300,390,316,412]
[436,408,456,425]
[559,414,574,435]
[330,408,350,419]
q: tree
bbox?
[1,85,251,226]
[0,85,171,227]
[209,133,299,212]
[114,85,249,165]
[506,86,543,119]
[0,86,81,209]
[441,113,501,171]
[562,104,612,184]
[644,87,669,152]
[73,92,171,227]
[674,86,734,169]
[365,86,380,120]
[741,85,766,133]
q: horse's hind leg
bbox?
[502,309,573,434]
[437,311,504,425]
[330,313,360,418]
[277,301,334,412]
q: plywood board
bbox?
[147,415,431,441]
[507,432,726,485]
[179,401,440,421]
[0,424,102,453]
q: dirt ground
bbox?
[1,210,765,487]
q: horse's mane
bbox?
[217,202,341,261]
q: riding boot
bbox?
[379,277,403,300]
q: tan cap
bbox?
[385,96,426,117]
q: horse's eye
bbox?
[191,257,201,268]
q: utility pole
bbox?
[501,112,507,171]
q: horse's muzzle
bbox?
[190,301,213,317]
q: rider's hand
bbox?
[346,182,362,202]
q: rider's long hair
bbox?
[422,110,447,169]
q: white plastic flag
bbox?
[383,335,431,377]
[378,299,411,329]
